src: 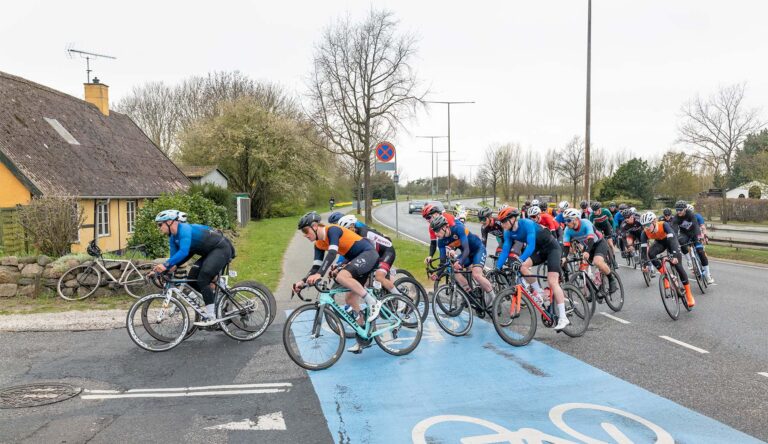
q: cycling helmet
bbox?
[498,207,520,221]
[498,204,510,211]
[618,203,628,211]
[674,200,688,211]
[620,208,633,218]
[429,215,449,232]
[590,201,601,212]
[477,207,493,221]
[562,208,581,220]
[327,211,344,224]
[687,204,695,212]
[422,204,440,219]
[608,202,617,208]
[662,208,672,217]
[629,207,637,214]
[531,199,540,206]
[86,240,102,257]
[524,200,531,206]
[580,200,588,209]
[338,214,357,229]
[639,211,657,226]
[155,209,181,222]
[558,201,570,210]
[538,201,548,211]
[297,211,321,230]
[527,206,541,217]
[177,211,188,223]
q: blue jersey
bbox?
[438,222,483,264]
[695,213,705,226]
[496,218,545,269]
[563,218,601,249]
[166,223,221,267]
[613,212,624,230]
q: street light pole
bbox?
[416,135,447,199]
[583,0,592,202]
[425,101,475,205]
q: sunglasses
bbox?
[156,222,165,228]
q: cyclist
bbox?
[639,211,695,308]
[660,208,674,224]
[580,200,591,219]
[607,202,619,218]
[329,196,336,211]
[561,208,619,294]
[614,203,628,231]
[589,201,615,250]
[673,201,714,284]
[494,207,569,331]
[292,212,382,353]
[618,208,643,259]
[422,203,457,264]
[521,200,532,219]
[153,209,235,327]
[528,206,559,238]
[430,215,496,305]
[327,211,344,224]
[478,207,504,254]
[688,203,709,243]
[337,214,403,295]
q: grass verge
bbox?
[0,290,136,316]
[367,222,430,286]
[705,244,768,265]
[231,217,297,291]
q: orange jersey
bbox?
[643,222,671,241]
[314,224,366,256]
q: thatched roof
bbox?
[0,71,190,198]
[178,165,228,180]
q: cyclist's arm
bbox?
[481,224,489,246]
[165,227,191,268]
[495,231,513,270]
[311,227,343,278]
[456,227,470,264]
[664,222,682,255]
[519,224,537,262]
[690,214,702,239]
[639,230,650,261]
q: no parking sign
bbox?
[375,141,395,162]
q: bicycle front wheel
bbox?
[127,294,189,352]
[373,294,423,356]
[283,304,345,371]
[393,276,429,321]
[217,287,271,341]
[123,263,155,299]
[232,280,277,326]
[642,267,652,287]
[432,285,473,337]
[660,263,680,320]
[561,283,591,337]
[604,272,624,312]
[691,255,706,294]
[57,264,101,301]
[492,287,537,346]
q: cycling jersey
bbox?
[562,218,602,256]
[437,222,485,267]
[481,218,504,247]
[311,225,373,278]
[537,212,559,232]
[428,212,456,257]
[613,212,624,230]
[640,221,688,284]
[672,209,700,238]
[590,208,613,229]
[495,218,550,269]
[619,219,643,237]
[166,223,227,268]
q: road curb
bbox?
[0,309,126,332]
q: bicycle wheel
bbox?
[659,263,680,320]
[232,280,277,326]
[393,276,429,321]
[571,272,595,317]
[57,264,101,301]
[123,263,155,298]
[373,294,423,356]
[561,283,590,337]
[394,268,415,280]
[283,304,345,370]
[604,272,624,312]
[642,267,651,287]
[691,254,706,294]
[432,285,473,337]
[217,286,270,341]
[536,263,548,288]
[127,294,189,352]
[492,287,537,346]
[140,294,199,342]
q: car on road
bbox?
[409,200,426,214]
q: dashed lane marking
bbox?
[600,312,631,324]
[659,336,709,354]
[80,382,292,400]
[758,372,768,378]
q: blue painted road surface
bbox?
[290,313,765,443]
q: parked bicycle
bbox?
[57,240,153,300]
[283,280,423,370]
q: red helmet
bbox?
[498,207,520,221]
[422,204,440,219]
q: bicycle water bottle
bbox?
[372,280,382,290]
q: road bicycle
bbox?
[491,268,590,346]
[644,252,692,321]
[57,240,153,300]
[126,266,273,352]
[681,242,707,294]
[283,281,423,370]
[562,254,624,316]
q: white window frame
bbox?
[96,200,110,237]
[126,200,137,233]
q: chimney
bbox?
[84,77,109,116]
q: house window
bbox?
[96,200,110,236]
[126,200,137,233]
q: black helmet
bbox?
[429,215,449,232]
[298,211,321,230]
[674,200,688,211]
[327,212,344,224]
[608,201,617,208]
[621,208,633,218]
[538,202,547,211]
[618,203,628,211]
[590,201,601,211]
[86,240,102,257]
[580,200,588,209]
[477,207,492,221]
[524,200,531,206]
[662,208,672,217]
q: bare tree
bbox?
[307,9,424,223]
[544,148,559,193]
[498,143,521,202]
[480,145,504,207]
[116,82,178,156]
[555,136,586,202]
[589,147,608,186]
[522,149,540,197]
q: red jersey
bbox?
[428,212,456,240]
[538,212,559,231]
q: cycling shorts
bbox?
[529,237,562,274]
[588,239,610,262]
[344,249,380,284]
[376,246,396,273]
[461,246,487,269]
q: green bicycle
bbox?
[282,281,423,370]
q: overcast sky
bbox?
[3,1,767,184]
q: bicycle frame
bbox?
[309,286,402,340]
[508,274,555,323]
[430,259,492,316]
[90,258,145,285]
[157,275,253,323]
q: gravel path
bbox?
[0,309,126,332]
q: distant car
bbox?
[409,200,426,214]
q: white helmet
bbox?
[177,211,188,223]
[531,199,540,206]
[686,204,694,212]
[498,203,510,211]
[558,201,570,210]
[338,215,358,229]
[639,211,657,226]
[527,206,541,217]
[562,208,580,220]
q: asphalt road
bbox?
[373,199,768,442]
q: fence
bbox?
[697,197,768,223]
[0,208,27,255]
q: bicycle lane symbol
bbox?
[412,402,674,444]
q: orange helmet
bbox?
[422,204,440,219]
[498,207,520,221]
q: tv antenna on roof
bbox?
[66,44,116,83]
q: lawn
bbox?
[367,222,430,285]
[705,244,768,265]
[230,217,297,291]
[0,290,137,315]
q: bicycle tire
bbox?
[373,294,423,356]
[491,287,537,346]
[140,295,199,342]
[432,285,473,337]
[393,276,429,322]
[642,267,651,287]
[604,272,624,312]
[123,263,155,299]
[57,264,101,301]
[283,304,345,371]
[660,262,680,320]
[127,294,189,352]
[691,254,706,294]
[572,272,596,317]
[217,287,271,341]
[232,280,277,326]
[394,268,415,280]
[561,282,591,338]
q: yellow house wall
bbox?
[0,162,32,206]
[71,198,146,254]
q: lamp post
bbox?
[417,135,448,199]
[583,0,592,202]
[424,101,475,205]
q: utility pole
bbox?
[425,101,475,205]
[417,135,448,199]
[583,0,592,202]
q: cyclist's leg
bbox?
[469,247,492,293]
[373,247,397,292]
[695,242,712,280]
[196,247,232,319]
[337,250,379,324]
[648,242,665,272]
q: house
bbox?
[725,181,768,199]
[0,71,191,254]
[179,165,229,189]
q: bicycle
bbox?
[491,268,590,346]
[562,254,624,316]
[644,252,691,321]
[681,242,707,294]
[126,266,272,352]
[283,281,423,370]
[57,240,153,300]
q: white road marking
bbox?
[81,382,293,400]
[124,382,291,393]
[599,312,631,324]
[206,411,286,431]
[81,388,288,400]
[659,336,709,354]
[758,372,768,378]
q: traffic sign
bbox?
[375,141,395,162]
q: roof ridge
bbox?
[0,70,120,115]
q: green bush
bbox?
[189,183,237,225]
[129,192,233,258]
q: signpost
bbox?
[375,141,398,238]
